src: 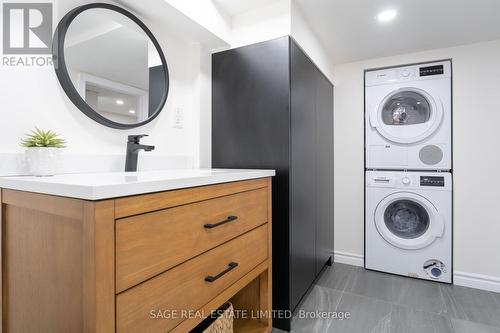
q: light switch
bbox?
[173,107,183,129]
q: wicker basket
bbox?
[202,302,234,333]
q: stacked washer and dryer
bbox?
[364,60,453,283]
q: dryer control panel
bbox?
[365,60,451,86]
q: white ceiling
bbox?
[295,0,500,64]
[212,0,281,16]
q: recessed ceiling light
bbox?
[129,110,136,114]
[116,99,124,105]
[377,9,397,23]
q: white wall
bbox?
[0,0,206,175]
[229,0,335,83]
[163,0,232,43]
[290,1,334,82]
[333,39,500,289]
[192,43,213,168]
[230,0,290,48]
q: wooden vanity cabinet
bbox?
[0,177,273,333]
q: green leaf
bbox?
[20,127,66,148]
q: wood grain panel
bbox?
[264,178,273,329]
[2,189,83,219]
[83,200,115,333]
[116,225,268,333]
[231,278,261,314]
[116,188,267,292]
[3,203,83,333]
[231,274,271,333]
[170,262,268,333]
[114,178,268,218]
[0,189,3,333]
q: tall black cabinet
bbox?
[212,36,334,331]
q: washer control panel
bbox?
[367,171,452,191]
[419,64,444,77]
[420,176,445,187]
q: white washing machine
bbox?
[365,60,452,170]
[365,170,452,283]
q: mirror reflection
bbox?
[63,8,167,125]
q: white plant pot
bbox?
[25,147,62,177]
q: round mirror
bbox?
[53,4,169,129]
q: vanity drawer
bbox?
[116,224,268,333]
[116,187,268,292]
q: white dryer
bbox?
[365,170,452,283]
[365,61,452,170]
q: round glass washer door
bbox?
[369,87,443,144]
[374,192,444,250]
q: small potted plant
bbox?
[21,128,66,177]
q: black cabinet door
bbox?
[212,38,290,171]
[315,70,334,274]
[290,41,317,310]
[212,37,293,321]
[212,38,334,326]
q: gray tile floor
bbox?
[273,263,500,333]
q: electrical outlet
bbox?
[173,107,183,129]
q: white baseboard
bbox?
[333,252,500,293]
[454,271,500,293]
[333,251,364,267]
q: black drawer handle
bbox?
[204,216,238,229]
[205,262,238,283]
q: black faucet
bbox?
[125,135,155,172]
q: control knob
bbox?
[400,69,411,77]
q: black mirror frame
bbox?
[52,3,169,130]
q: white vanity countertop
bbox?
[0,169,275,200]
